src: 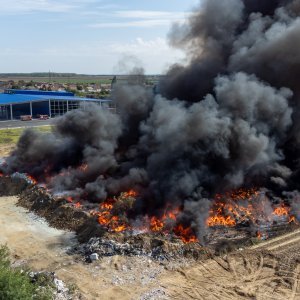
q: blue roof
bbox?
[0,93,111,105]
[5,89,74,97]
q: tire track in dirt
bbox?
[162,225,300,300]
[251,229,300,253]
[161,251,297,299]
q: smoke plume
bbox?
[3,0,300,238]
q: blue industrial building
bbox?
[0,89,112,120]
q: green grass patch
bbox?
[0,245,52,300]
[0,126,52,145]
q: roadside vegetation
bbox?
[0,245,52,300]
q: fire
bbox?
[26,174,38,185]
[205,191,254,228]
[148,207,180,232]
[98,211,111,226]
[173,225,198,243]
[123,189,138,197]
[273,205,289,217]
[97,211,128,232]
[206,215,236,227]
[215,188,259,201]
[97,196,129,233]
[289,215,297,224]
[109,216,127,232]
[74,202,82,208]
[60,187,300,243]
[100,200,114,210]
[95,192,198,243]
[66,196,73,203]
[206,188,298,232]
[256,231,262,239]
[150,216,164,232]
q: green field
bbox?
[1,76,113,85]
[0,73,162,85]
[0,126,52,145]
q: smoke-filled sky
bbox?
[0,0,197,74]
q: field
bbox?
[0,73,162,85]
[0,75,113,85]
[0,126,52,156]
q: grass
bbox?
[2,76,114,85]
[0,245,53,300]
[0,126,52,145]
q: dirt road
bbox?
[1,196,300,299]
[0,196,168,300]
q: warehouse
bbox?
[0,89,113,120]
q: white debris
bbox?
[54,278,68,293]
[90,253,99,261]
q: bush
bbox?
[0,245,52,300]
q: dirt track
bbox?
[159,229,300,300]
[1,195,300,299]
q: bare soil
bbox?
[1,195,300,299]
[0,143,15,156]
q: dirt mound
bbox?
[19,186,91,232]
[0,177,208,261]
[0,176,28,196]
[0,175,298,263]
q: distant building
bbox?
[0,89,113,120]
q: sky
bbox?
[0,0,199,74]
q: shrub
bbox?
[0,245,52,300]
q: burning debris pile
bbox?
[2,0,300,244]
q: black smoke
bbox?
[3,0,300,238]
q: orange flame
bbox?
[66,196,73,203]
[95,193,199,243]
[206,188,298,228]
[110,216,127,232]
[173,225,198,243]
[100,201,114,210]
[98,211,111,226]
[273,205,289,217]
[123,189,138,197]
[147,207,199,243]
[206,215,236,227]
[256,231,262,239]
[150,216,164,232]
[97,194,132,233]
[93,187,297,244]
[289,215,298,224]
[74,202,82,209]
[26,174,38,185]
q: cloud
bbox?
[114,10,186,20]
[89,19,179,29]
[0,0,74,14]
[109,37,174,55]
[89,10,187,28]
